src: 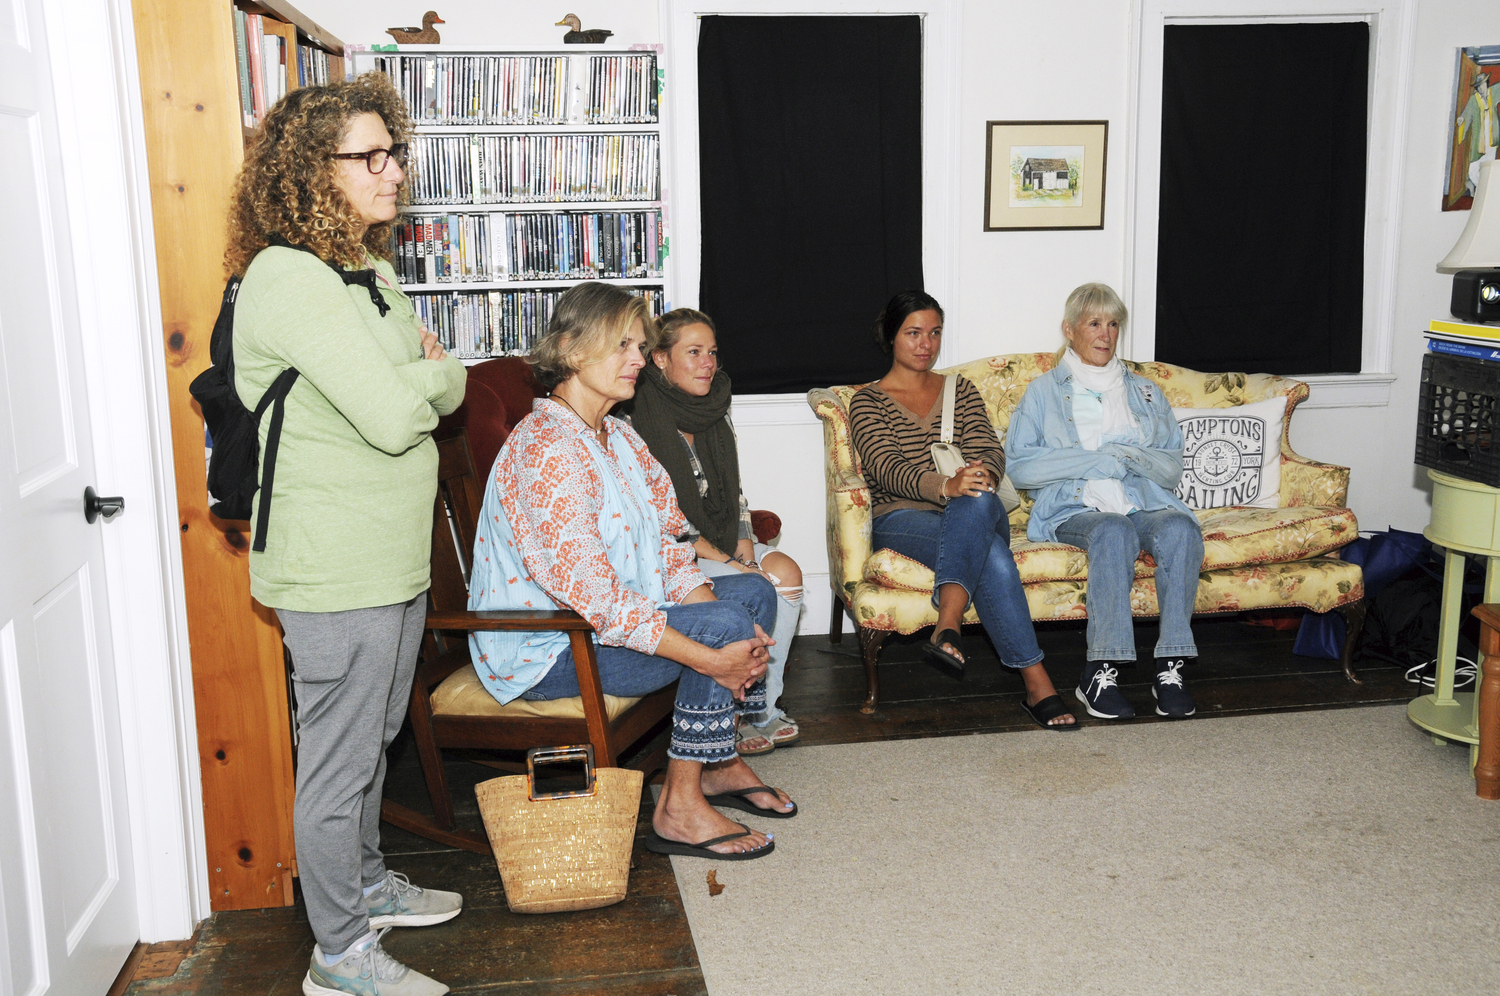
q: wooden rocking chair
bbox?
[379,432,675,853]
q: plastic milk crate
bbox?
[1416,351,1500,486]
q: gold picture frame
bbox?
[984,120,1108,231]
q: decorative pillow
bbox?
[1171,396,1286,510]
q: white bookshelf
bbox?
[350,44,671,360]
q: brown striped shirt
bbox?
[849,376,1007,519]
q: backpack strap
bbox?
[251,366,301,553]
[337,268,391,317]
[266,233,391,316]
[245,237,388,550]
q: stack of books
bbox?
[1425,318,1500,362]
[392,210,664,285]
[586,55,659,123]
[408,133,660,205]
[233,10,289,126]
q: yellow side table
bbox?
[1409,470,1500,757]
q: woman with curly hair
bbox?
[229,74,467,996]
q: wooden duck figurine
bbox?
[386,11,444,45]
[556,13,613,44]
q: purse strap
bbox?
[939,374,957,444]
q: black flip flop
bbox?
[643,822,775,861]
[1020,693,1081,731]
[922,628,965,679]
[704,785,798,819]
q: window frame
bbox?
[660,0,962,403]
[1124,0,1416,408]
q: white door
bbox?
[0,0,140,992]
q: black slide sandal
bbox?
[643,823,775,860]
[704,785,798,819]
[922,628,965,679]
[1020,693,1081,730]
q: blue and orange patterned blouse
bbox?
[468,398,709,703]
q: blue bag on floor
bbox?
[1292,527,1432,659]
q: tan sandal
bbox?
[755,715,800,747]
[734,726,775,756]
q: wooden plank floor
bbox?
[125,616,1423,995]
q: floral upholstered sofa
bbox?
[808,353,1365,713]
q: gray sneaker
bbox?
[303,928,448,996]
[366,871,463,929]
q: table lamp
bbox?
[1439,158,1500,323]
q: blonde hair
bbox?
[224,73,412,276]
[1062,282,1128,332]
[654,308,716,358]
[529,282,652,391]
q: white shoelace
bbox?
[347,928,409,986]
[1404,658,1477,690]
[1087,665,1120,696]
[1156,660,1186,689]
[383,871,422,897]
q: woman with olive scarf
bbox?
[631,308,804,755]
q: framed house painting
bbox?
[1443,46,1500,211]
[984,120,1108,231]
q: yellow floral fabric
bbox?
[809,354,1363,636]
[863,505,1357,592]
[846,559,1362,635]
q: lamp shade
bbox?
[1439,159,1500,273]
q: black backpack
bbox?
[189,238,391,552]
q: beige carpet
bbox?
[669,706,1500,996]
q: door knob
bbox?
[84,486,125,523]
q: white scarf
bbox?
[1062,348,1137,514]
[1063,349,1135,444]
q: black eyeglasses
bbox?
[330,143,409,174]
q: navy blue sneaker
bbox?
[1152,657,1196,718]
[1075,661,1135,719]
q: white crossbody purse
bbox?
[931,375,1022,513]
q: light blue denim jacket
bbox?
[1006,364,1192,542]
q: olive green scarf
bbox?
[630,364,741,555]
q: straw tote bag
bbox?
[931,375,1022,513]
[475,745,643,913]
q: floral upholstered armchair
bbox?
[808,353,1365,714]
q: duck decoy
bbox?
[386,11,445,45]
[556,13,613,44]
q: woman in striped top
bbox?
[848,292,1076,730]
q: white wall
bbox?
[950,1,1133,353]
[293,0,661,49]
[1341,0,1500,535]
[299,0,1500,632]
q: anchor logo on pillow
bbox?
[1171,397,1286,511]
[1176,415,1265,507]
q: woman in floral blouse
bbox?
[469,282,794,860]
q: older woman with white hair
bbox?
[1006,283,1204,721]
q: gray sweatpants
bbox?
[277,592,426,953]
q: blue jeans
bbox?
[698,542,799,726]
[871,492,1044,669]
[1053,509,1204,662]
[524,573,777,763]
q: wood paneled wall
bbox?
[131,0,297,911]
